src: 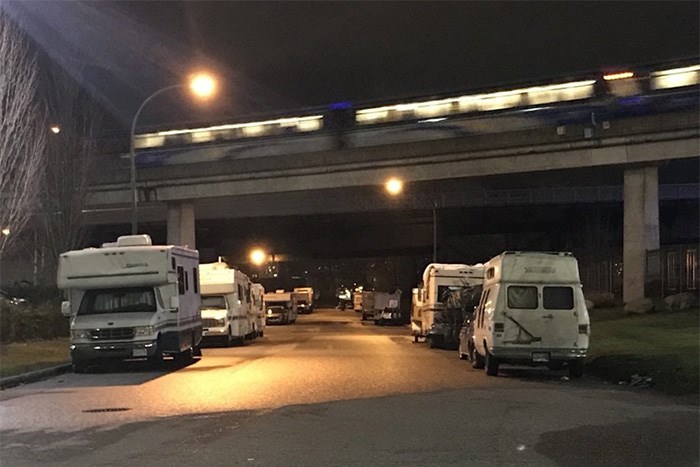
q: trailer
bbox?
[58,235,202,372]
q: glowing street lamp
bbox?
[1,228,9,236]
[130,72,218,234]
[50,125,60,134]
[249,248,267,266]
[385,177,404,196]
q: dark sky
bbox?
[7,1,700,129]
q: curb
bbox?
[0,362,73,390]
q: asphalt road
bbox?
[1,309,698,466]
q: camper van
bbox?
[411,263,484,348]
[293,287,314,313]
[199,262,256,346]
[264,290,298,324]
[468,251,590,377]
[251,283,266,337]
[57,235,202,372]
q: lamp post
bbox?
[130,73,217,234]
[385,177,438,263]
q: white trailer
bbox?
[293,287,314,313]
[411,263,484,348]
[371,291,402,325]
[263,290,298,324]
[251,283,266,337]
[199,262,255,346]
[57,235,202,372]
[470,251,590,377]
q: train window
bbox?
[686,249,698,290]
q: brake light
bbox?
[578,324,589,334]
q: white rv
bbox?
[263,290,298,324]
[199,262,256,346]
[57,235,202,372]
[469,251,590,377]
[293,287,314,313]
[411,263,484,348]
[251,283,266,338]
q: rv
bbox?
[251,283,266,337]
[264,290,298,324]
[57,235,202,372]
[371,291,402,325]
[199,262,256,346]
[411,263,484,348]
[293,287,314,313]
[469,251,590,377]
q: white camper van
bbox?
[411,263,484,348]
[199,262,256,346]
[469,251,590,377]
[57,235,202,372]
[293,287,314,313]
[264,290,298,324]
[251,283,266,338]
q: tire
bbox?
[174,347,193,364]
[485,349,499,376]
[259,330,264,338]
[73,359,90,373]
[226,327,234,347]
[413,335,419,343]
[427,336,437,349]
[568,359,584,378]
[459,349,469,360]
[471,344,485,369]
[147,336,164,369]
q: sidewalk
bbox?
[0,362,72,390]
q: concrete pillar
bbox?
[623,166,659,303]
[167,201,196,249]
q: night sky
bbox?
[7,1,700,128]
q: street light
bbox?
[130,72,217,234]
[385,177,438,263]
[249,248,267,266]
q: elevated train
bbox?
[127,60,699,167]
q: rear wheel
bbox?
[485,349,499,376]
[568,359,584,378]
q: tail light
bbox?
[578,324,589,334]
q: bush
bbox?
[0,300,69,343]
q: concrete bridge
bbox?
[86,108,700,303]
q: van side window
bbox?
[192,268,199,294]
[543,286,574,310]
[177,266,185,295]
[507,286,538,309]
[478,289,490,328]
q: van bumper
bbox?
[70,340,158,361]
[490,346,587,363]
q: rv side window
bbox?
[543,286,574,310]
[507,286,538,309]
[185,271,189,292]
[237,284,244,302]
[192,268,199,294]
[177,266,185,295]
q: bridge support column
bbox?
[623,166,659,303]
[167,201,196,249]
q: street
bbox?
[1,308,698,466]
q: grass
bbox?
[0,338,70,379]
[587,307,699,395]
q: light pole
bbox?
[130,73,217,234]
[384,177,438,263]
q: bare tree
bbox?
[36,65,101,283]
[0,11,46,257]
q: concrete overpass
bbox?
[86,109,700,303]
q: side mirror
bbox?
[170,296,179,312]
[61,301,72,317]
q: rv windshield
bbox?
[202,295,228,309]
[78,287,157,315]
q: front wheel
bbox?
[568,359,584,378]
[147,336,164,369]
[470,344,485,369]
[73,359,91,373]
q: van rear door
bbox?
[501,285,544,351]
[538,285,579,349]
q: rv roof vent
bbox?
[116,235,153,247]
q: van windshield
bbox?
[202,295,227,309]
[78,287,156,315]
[437,284,483,312]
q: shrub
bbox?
[0,300,69,343]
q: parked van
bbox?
[251,283,266,337]
[199,262,255,346]
[469,251,590,377]
[58,235,202,372]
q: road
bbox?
[1,309,698,466]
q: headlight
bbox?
[71,329,91,340]
[267,309,273,315]
[133,325,155,337]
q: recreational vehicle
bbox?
[411,263,484,348]
[251,283,266,337]
[199,262,256,346]
[293,287,314,313]
[57,235,202,372]
[469,251,590,377]
[264,290,298,324]
[371,291,402,325]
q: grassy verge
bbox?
[587,307,699,395]
[0,338,70,379]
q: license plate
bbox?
[133,348,147,357]
[532,352,550,363]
